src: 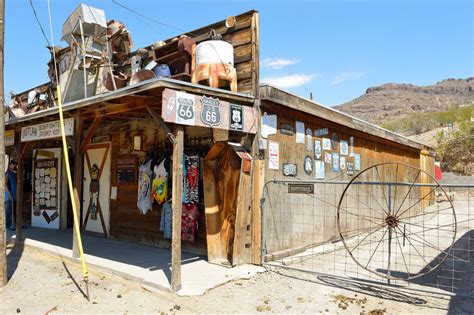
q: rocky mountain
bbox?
[335,78,474,125]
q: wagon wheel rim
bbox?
[337,162,456,281]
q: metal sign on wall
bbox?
[21,118,74,142]
[5,129,15,146]
[161,88,257,134]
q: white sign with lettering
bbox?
[21,118,74,142]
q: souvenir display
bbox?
[296,121,305,144]
[314,140,322,160]
[268,141,279,170]
[332,152,340,172]
[354,154,361,171]
[304,156,313,175]
[324,152,332,164]
[283,163,297,177]
[315,160,325,179]
[33,158,58,210]
[347,162,354,176]
[331,132,339,150]
[340,141,349,156]
[340,156,347,170]
[306,128,313,152]
[322,138,331,151]
[349,136,355,156]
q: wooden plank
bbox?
[223,28,252,47]
[232,163,252,265]
[235,62,252,80]
[251,12,260,97]
[80,115,103,152]
[251,159,264,264]
[191,13,253,43]
[171,125,184,292]
[234,53,252,65]
[203,159,226,263]
[218,146,241,263]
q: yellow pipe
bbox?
[56,87,89,283]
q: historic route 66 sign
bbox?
[175,92,195,126]
[229,104,243,131]
[200,96,221,126]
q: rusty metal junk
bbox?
[8,4,240,111]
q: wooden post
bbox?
[0,0,6,288]
[15,142,24,241]
[72,114,83,258]
[171,125,184,292]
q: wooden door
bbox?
[82,143,111,237]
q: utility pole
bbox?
[0,0,7,287]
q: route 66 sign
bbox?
[200,96,221,126]
[175,92,195,126]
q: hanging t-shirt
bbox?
[182,156,187,203]
[185,155,200,204]
[151,159,168,204]
[137,159,153,215]
[160,202,173,239]
[182,203,199,242]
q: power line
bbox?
[111,0,196,36]
[28,0,51,47]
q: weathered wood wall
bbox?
[260,102,423,259]
[96,119,212,255]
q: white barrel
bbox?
[196,40,234,67]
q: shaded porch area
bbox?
[6,227,264,296]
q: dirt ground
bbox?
[1,244,472,314]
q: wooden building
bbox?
[5,10,261,290]
[3,6,435,290]
[258,85,435,261]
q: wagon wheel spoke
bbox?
[357,172,391,217]
[348,225,387,254]
[394,225,435,271]
[364,227,388,269]
[375,165,391,214]
[393,227,411,278]
[339,208,384,226]
[400,206,454,221]
[393,170,421,217]
[396,186,440,220]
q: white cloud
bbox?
[261,74,317,88]
[330,72,365,85]
[262,58,300,69]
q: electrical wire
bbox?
[111,0,197,36]
[28,0,51,47]
[46,0,90,301]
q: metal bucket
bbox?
[130,69,156,85]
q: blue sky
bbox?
[5,0,473,106]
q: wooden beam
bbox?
[0,0,6,287]
[80,115,102,152]
[73,114,83,258]
[251,159,264,264]
[171,125,184,292]
[146,106,176,145]
[15,141,30,241]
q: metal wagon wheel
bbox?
[337,163,456,280]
